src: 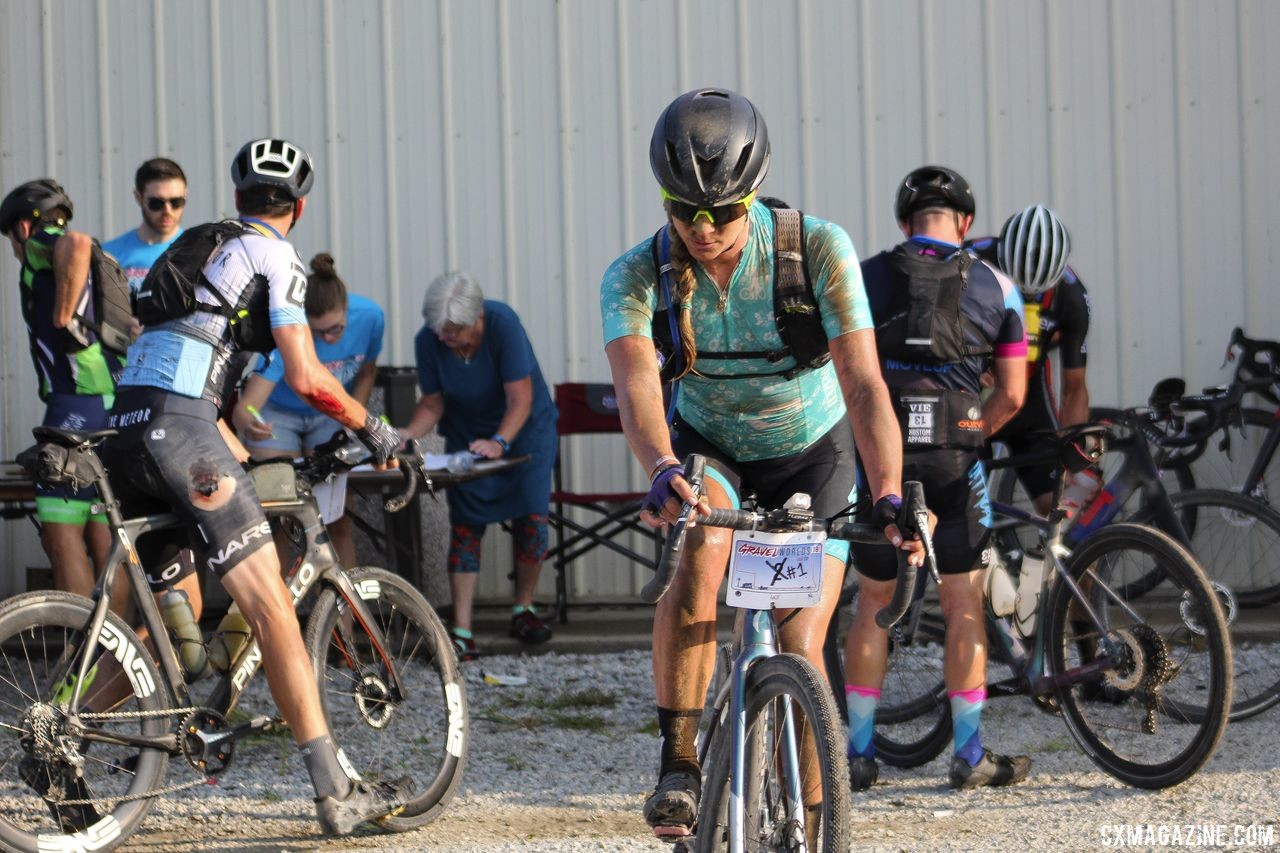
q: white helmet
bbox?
[997,204,1071,296]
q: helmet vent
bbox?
[731,145,753,183]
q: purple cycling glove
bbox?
[643,465,684,515]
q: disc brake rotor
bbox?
[1101,629,1146,693]
[1181,581,1237,635]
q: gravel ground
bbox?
[93,647,1279,853]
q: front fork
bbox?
[728,610,806,853]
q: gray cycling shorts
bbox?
[104,389,272,578]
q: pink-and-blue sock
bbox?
[845,685,880,758]
[950,688,986,766]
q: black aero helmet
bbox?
[231,138,315,200]
[0,179,74,236]
[894,165,975,221]
[649,88,770,206]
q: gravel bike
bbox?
[1092,327,1280,507]
[992,399,1280,720]
[858,425,1232,789]
[0,427,467,852]
[647,455,931,853]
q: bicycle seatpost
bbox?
[640,454,706,604]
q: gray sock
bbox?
[300,736,354,800]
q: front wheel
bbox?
[305,567,467,830]
[1045,524,1231,788]
[695,654,850,853]
[0,591,171,853]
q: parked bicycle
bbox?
[846,425,1232,789]
[646,454,931,853]
[0,427,467,852]
[989,393,1280,720]
[1094,327,1280,507]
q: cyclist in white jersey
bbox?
[97,139,410,837]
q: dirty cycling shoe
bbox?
[19,755,102,833]
[315,777,415,836]
[948,749,1031,790]
[509,609,552,645]
[849,755,879,792]
[643,770,700,834]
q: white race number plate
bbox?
[727,529,825,609]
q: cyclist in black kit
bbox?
[845,167,1030,791]
[970,204,1089,512]
[88,138,410,836]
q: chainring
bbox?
[180,708,234,776]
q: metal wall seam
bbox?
[1106,1,1130,401]
[153,0,167,153]
[555,0,578,373]
[96,0,112,234]
[736,0,749,91]
[615,0,634,257]
[857,0,876,251]
[42,0,56,169]
[439,0,457,270]
[267,0,279,136]
[981,0,998,216]
[380,0,402,357]
[921,0,936,160]
[1044,0,1062,205]
[209,0,225,215]
[497,0,516,307]
[322,0,340,259]
[797,0,815,206]
[1171,0,1191,379]
[675,0,688,91]
[1236,0,1256,321]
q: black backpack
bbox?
[68,240,136,356]
[650,201,829,382]
[874,243,991,365]
[134,220,276,353]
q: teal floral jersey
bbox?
[600,203,873,461]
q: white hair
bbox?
[422,271,485,332]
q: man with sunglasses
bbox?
[602,88,921,838]
[103,158,188,296]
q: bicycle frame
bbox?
[984,498,1125,700]
[65,459,407,759]
[1064,429,1186,546]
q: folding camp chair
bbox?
[546,382,660,622]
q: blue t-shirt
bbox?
[414,300,558,525]
[103,227,182,293]
[256,293,385,413]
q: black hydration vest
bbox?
[874,243,993,450]
[649,204,830,382]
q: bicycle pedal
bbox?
[653,824,693,841]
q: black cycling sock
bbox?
[300,736,354,801]
[656,707,701,781]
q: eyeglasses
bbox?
[660,188,756,226]
[310,320,346,339]
[145,196,186,211]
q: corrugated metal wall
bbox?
[2,0,1278,603]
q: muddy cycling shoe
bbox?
[509,609,552,645]
[848,755,880,792]
[315,777,415,836]
[19,755,102,833]
[948,749,1031,790]
[643,770,700,836]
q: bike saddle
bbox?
[31,426,116,448]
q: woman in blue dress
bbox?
[401,271,558,660]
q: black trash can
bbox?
[375,366,418,427]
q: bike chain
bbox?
[49,706,217,807]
